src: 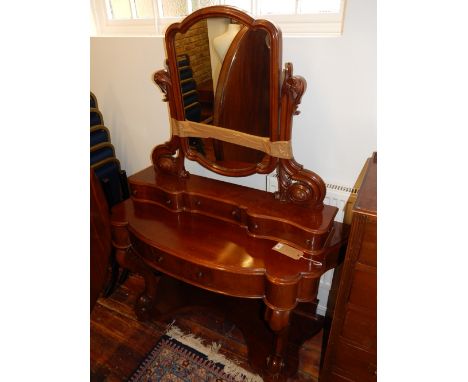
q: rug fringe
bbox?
[166,325,264,382]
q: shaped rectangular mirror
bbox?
[155,6,282,176]
[153,5,327,208]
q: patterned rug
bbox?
[128,325,263,382]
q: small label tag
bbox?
[272,242,303,260]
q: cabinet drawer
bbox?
[183,193,241,224]
[348,268,376,311]
[332,339,376,382]
[357,217,376,267]
[130,233,265,298]
[131,183,178,209]
[341,306,376,351]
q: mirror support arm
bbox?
[276,63,326,206]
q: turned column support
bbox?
[263,274,300,377]
[112,223,160,321]
[264,306,292,376]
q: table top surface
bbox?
[112,198,347,280]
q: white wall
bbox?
[283,0,376,187]
[91,37,171,177]
[90,0,376,188]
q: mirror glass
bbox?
[174,17,271,167]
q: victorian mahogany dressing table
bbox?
[110,6,349,379]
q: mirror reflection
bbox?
[174,17,271,166]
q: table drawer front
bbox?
[183,194,240,224]
[131,183,178,209]
[130,234,265,298]
[332,339,376,382]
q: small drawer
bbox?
[132,240,215,287]
[184,194,241,224]
[245,215,329,252]
[129,233,265,298]
[131,184,177,209]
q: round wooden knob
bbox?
[196,271,203,278]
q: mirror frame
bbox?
[161,5,282,177]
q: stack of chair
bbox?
[177,54,202,123]
[90,92,129,207]
[90,92,129,296]
[177,54,215,155]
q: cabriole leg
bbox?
[112,224,159,321]
[264,306,291,378]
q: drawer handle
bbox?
[195,200,201,206]
[165,199,172,205]
[157,255,164,263]
[132,189,138,196]
[196,271,203,279]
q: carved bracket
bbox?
[151,138,188,178]
[154,68,172,103]
[275,63,326,206]
[153,68,188,178]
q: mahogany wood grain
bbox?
[213,26,271,165]
[128,166,337,254]
[154,5,281,177]
[111,168,349,378]
[90,169,111,312]
[320,153,377,382]
[114,6,350,378]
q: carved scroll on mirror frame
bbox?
[153,7,326,207]
[153,6,282,177]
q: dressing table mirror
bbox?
[111,5,349,380]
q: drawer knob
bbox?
[253,224,259,230]
[132,189,138,196]
[196,271,203,279]
[166,199,172,205]
[195,200,201,206]
[157,255,164,263]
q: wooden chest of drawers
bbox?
[320,153,377,381]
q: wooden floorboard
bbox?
[90,273,322,381]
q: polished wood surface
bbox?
[90,170,111,312]
[111,167,348,378]
[109,6,349,379]
[213,26,271,164]
[129,166,337,254]
[154,5,282,177]
[320,153,377,382]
